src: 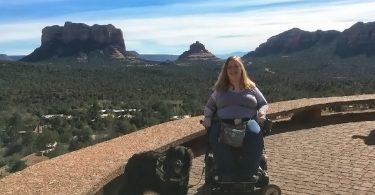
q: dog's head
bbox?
[164,146,194,180]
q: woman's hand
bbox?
[257,112,266,125]
[202,117,212,128]
[257,105,268,125]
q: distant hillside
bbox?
[127,51,178,62]
[0,54,23,61]
[0,54,13,61]
[140,54,179,62]
[244,21,375,59]
[239,21,375,90]
[10,55,25,61]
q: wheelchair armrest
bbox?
[261,118,273,136]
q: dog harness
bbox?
[155,155,188,186]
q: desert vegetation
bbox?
[1,50,375,176]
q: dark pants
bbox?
[209,119,264,178]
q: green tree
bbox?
[75,126,92,143]
[88,102,102,120]
[50,117,66,128]
[115,119,136,134]
[59,130,73,143]
[68,140,86,151]
[6,112,24,143]
[151,101,171,121]
[22,131,37,147]
[4,141,23,157]
[36,129,59,150]
[8,159,26,173]
[90,119,106,131]
[47,144,68,158]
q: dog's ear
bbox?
[185,147,194,166]
[187,147,194,159]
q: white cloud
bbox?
[1,0,375,55]
[109,1,375,54]
[0,22,45,41]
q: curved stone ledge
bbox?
[268,94,375,119]
[1,94,375,195]
[0,117,204,195]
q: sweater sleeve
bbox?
[204,91,218,118]
[253,87,269,114]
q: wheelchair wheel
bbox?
[202,184,212,195]
[204,152,216,186]
[261,184,281,195]
[256,171,270,188]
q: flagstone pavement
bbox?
[188,121,375,195]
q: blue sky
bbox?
[1,0,375,55]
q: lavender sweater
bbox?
[204,87,268,119]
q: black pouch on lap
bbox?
[219,121,246,147]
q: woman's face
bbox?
[227,59,242,83]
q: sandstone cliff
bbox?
[245,28,340,57]
[21,22,130,62]
[335,22,375,57]
[244,21,375,58]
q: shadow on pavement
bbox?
[352,129,375,145]
[272,111,375,134]
[194,184,263,195]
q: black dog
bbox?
[118,146,194,195]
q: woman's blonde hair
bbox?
[214,56,255,91]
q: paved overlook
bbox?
[188,121,375,195]
[0,94,374,195]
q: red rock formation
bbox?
[245,28,340,57]
[335,21,375,57]
[243,21,375,58]
[177,41,219,61]
[21,22,128,62]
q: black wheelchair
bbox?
[201,118,281,195]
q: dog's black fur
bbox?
[118,146,194,195]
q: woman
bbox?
[202,56,268,181]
